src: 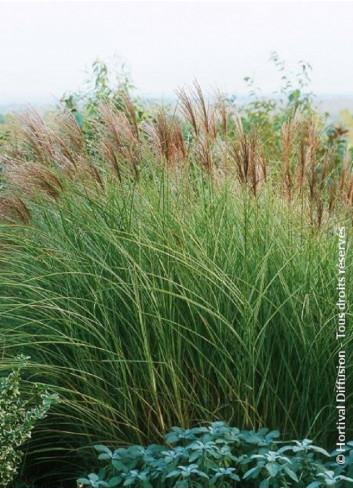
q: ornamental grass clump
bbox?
[0,75,352,485]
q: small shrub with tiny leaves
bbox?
[0,355,58,487]
[77,422,353,488]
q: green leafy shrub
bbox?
[0,355,58,487]
[77,422,353,488]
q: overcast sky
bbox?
[1,1,353,105]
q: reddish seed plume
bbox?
[0,86,351,225]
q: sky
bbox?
[1,1,353,106]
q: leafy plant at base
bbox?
[0,355,58,487]
[77,422,353,488]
